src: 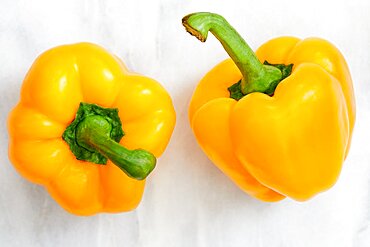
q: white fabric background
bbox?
[1,0,370,246]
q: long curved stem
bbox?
[182,12,283,95]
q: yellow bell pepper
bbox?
[183,12,355,201]
[8,43,176,215]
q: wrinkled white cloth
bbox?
[0,0,369,246]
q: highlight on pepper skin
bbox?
[7,42,176,216]
[183,12,355,202]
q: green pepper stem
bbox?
[76,115,156,180]
[182,12,283,95]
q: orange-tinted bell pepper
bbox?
[183,12,355,201]
[8,43,176,215]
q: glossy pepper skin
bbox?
[8,43,176,215]
[184,13,355,201]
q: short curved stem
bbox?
[182,12,283,95]
[76,115,156,180]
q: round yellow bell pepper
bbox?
[183,12,355,201]
[8,43,176,215]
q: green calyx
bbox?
[63,103,124,164]
[182,12,293,99]
[228,62,293,100]
[63,103,156,180]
